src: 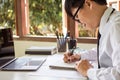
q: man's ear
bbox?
[85,0,93,9]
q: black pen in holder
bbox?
[57,39,67,52]
[68,38,77,50]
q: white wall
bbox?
[14,40,96,57]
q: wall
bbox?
[14,40,96,57]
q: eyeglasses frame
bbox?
[72,3,84,23]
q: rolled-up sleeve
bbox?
[87,66,120,80]
[80,48,97,61]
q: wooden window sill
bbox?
[13,36,97,44]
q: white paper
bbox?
[28,65,87,79]
[49,58,76,70]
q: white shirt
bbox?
[80,7,120,80]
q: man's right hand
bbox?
[63,51,81,63]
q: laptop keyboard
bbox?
[25,60,44,66]
[2,57,46,70]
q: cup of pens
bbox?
[57,38,66,52]
[56,31,67,52]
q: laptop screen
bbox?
[0,46,15,67]
[0,28,15,67]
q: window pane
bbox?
[78,24,97,37]
[29,0,62,36]
[0,0,15,34]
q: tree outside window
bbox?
[0,0,15,34]
[29,0,62,36]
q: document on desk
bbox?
[49,58,76,70]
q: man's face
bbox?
[72,0,100,31]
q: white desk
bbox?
[0,54,87,80]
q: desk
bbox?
[0,54,87,80]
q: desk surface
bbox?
[0,54,87,80]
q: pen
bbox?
[68,49,74,62]
[55,31,59,39]
[64,32,68,40]
[69,49,74,56]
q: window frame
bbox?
[14,0,97,44]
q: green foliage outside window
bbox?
[0,0,95,37]
[0,0,62,36]
[29,0,62,36]
[78,25,96,37]
[0,0,15,34]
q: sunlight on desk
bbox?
[27,54,87,80]
[28,65,87,80]
[0,53,88,80]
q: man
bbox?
[63,0,120,80]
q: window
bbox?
[14,0,97,43]
[29,0,62,36]
[78,24,97,37]
[0,0,15,34]
[4,0,120,44]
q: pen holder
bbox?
[57,39,66,52]
[68,39,77,50]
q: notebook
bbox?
[0,51,46,71]
[49,58,76,70]
[25,46,57,55]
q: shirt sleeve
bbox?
[87,67,120,80]
[80,48,97,61]
[87,45,120,80]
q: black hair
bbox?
[65,0,107,17]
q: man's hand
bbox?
[75,60,93,77]
[63,52,81,63]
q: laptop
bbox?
[0,48,46,71]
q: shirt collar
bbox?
[99,7,113,34]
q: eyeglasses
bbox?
[72,4,84,23]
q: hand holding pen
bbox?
[63,50,81,63]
